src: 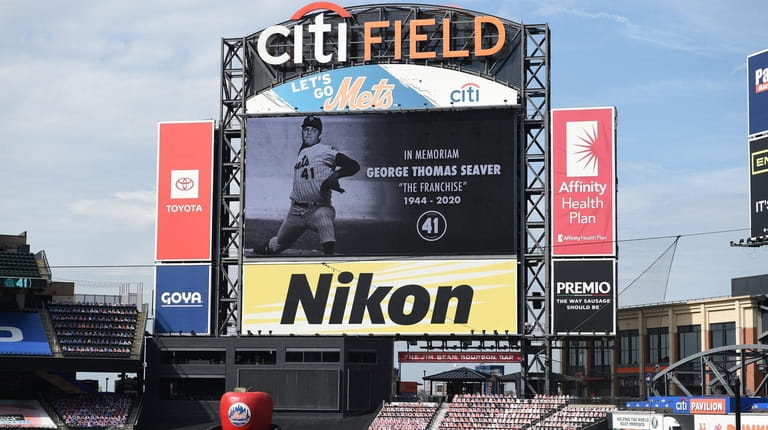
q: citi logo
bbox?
[756,67,768,94]
[450,83,480,103]
[161,291,203,308]
[257,2,350,65]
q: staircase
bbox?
[38,308,61,357]
[428,402,450,430]
[130,311,147,360]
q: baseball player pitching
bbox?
[262,115,359,255]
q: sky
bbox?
[2,1,768,385]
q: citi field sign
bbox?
[245,2,521,113]
[241,259,517,336]
[256,2,506,66]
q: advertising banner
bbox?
[0,312,51,355]
[551,107,616,256]
[398,352,521,363]
[155,121,214,261]
[246,65,519,114]
[241,258,517,336]
[611,411,657,430]
[0,400,56,429]
[154,264,211,335]
[551,259,616,335]
[243,109,518,257]
[749,136,768,238]
[694,414,768,429]
[748,49,768,136]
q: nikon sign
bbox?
[241,259,517,335]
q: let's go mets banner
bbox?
[241,259,517,335]
[551,107,616,257]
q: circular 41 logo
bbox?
[417,211,447,241]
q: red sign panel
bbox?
[551,107,616,256]
[689,398,726,415]
[398,352,522,363]
[155,121,214,261]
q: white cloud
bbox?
[68,191,155,230]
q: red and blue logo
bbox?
[450,82,480,103]
[228,402,252,427]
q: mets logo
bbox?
[175,176,195,191]
[228,402,252,427]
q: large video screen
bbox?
[243,109,519,257]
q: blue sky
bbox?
[1,1,767,382]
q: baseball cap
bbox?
[301,115,322,132]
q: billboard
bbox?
[155,121,214,261]
[246,64,519,113]
[398,352,521,363]
[748,49,768,136]
[243,109,519,257]
[0,400,56,429]
[0,312,51,355]
[154,264,211,335]
[750,136,768,237]
[694,414,768,429]
[241,258,517,336]
[551,107,616,257]
[551,258,616,335]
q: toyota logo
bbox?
[175,177,195,191]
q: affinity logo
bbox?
[170,169,198,199]
[566,121,599,177]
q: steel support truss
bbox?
[651,344,768,397]
[519,23,551,397]
[217,10,553,398]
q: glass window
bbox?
[593,338,612,367]
[710,322,736,370]
[285,351,303,362]
[235,349,276,365]
[678,325,701,359]
[568,340,586,374]
[160,350,225,365]
[648,327,669,365]
[619,329,639,365]
[285,348,340,363]
[710,322,735,348]
[158,377,224,400]
[348,350,377,364]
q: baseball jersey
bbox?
[290,143,339,203]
